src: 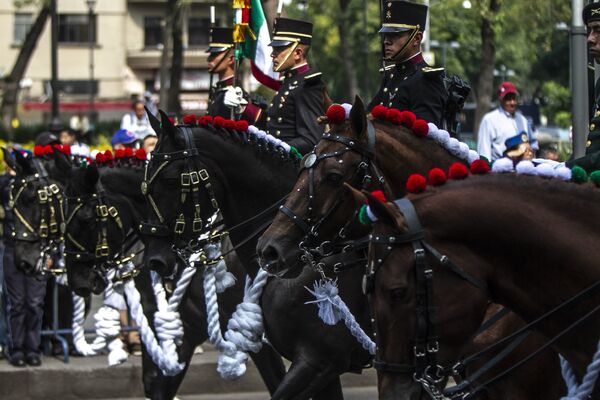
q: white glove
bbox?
[223,87,248,113]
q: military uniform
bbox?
[368,0,447,127]
[566,3,600,173]
[266,18,329,155]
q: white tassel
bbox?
[305,280,343,326]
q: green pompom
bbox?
[479,155,490,163]
[571,166,588,183]
[590,171,600,186]
[290,147,302,159]
[358,205,371,226]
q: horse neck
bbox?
[415,177,600,359]
[99,166,145,206]
[374,126,462,196]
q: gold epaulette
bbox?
[305,72,322,80]
[378,65,395,73]
[422,67,445,73]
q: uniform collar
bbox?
[282,63,311,80]
[394,52,424,73]
[217,75,234,87]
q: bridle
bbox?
[10,157,66,275]
[278,121,385,275]
[366,198,600,400]
[366,198,488,400]
[63,181,141,283]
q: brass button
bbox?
[276,130,281,136]
[596,111,600,117]
[277,117,283,122]
[587,140,592,148]
[281,97,286,103]
[285,91,289,95]
[267,117,271,121]
[390,74,394,79]
[591,123,596,130]
[383,88,388,93]
[279,104,283,108]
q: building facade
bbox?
[0,0,230,125]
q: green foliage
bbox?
[540,81,572,127]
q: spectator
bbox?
[59,128,91,157]
[2,150,46,367]
[0,158,13,359]
[503,133,534,163]
[539,143,560,162]
[142,134,158,155]
[477,82,538,161]
[111,129,139,150]
[120,100,156,140]
[35,131,61,147]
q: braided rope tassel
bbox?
[306,279,376,355]
[560,341,600,400]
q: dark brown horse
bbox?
[361,174,600,400]
[257,97,563,399]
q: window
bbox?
[144,17,163,48]
[14,13,33,44]
[44,80,98,95]
[58,14,96,43]
[188,18,210,47]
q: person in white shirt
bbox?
[120,99,156,140]
[477,81,537,161]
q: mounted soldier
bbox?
[206,27,265,127]
[567,3,600,173]
[266,18,331,155]
[368,1,453,130]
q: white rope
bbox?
[306,279,376,355]
[560,341,600,400]
[71,270,128,366]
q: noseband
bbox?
[278,121,384,269]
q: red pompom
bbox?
[448,162,469,180]
[385,109,403,125]
[428,168,447,186]
[34,145,44,157]
[43,145,53,155]
[223,120,236,130]
[371,105,389,120]
[400,111,417,128]
[412,119,429,137]
[406,174,427,194]
[61,144,71,155]
[124,147,134,158]
[115,149,126,159]
[135,148,147,160]
[103,150,114,161]
[95,153,105,163]
[235,120,249,131]
[326,104,346,125]
[213,116,225,128]
[182,114,197,125]
[369,190,387,202]
[470,159,490,175]
[199,116,213,126]
[168,117,175,124]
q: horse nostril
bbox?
[261,245,280,265]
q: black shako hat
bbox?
[206,27,234,53]
[269,18,313,47]
[583,2,600,25]
[378,0,428,34]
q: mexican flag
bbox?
[239,0,281,91]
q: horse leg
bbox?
[270,356,341,400]
[248,343,286,395]
[311,376,343,400]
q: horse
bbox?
[256,97,563,399]
[359,172,600,400]
[141,112,373,399]
[54,153,286,399]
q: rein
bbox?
[368,197,600,400]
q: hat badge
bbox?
[521,133,528,142]
[592,8,600,16]
[386,10,392,19]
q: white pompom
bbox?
[447,138,461,156]
[458,142,471,160]
[535,163,555,178]
[435,130,450,146]
[247,125,259,135]
[492,158,514,173]
[468,150,480,164]
[515,160,536,175]
[555,167,572,181]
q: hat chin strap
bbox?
[275,41,299,73]
[209,48,232,74]
[385,29,419,63]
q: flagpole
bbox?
[277,0,283,17]
[208,6,216,104]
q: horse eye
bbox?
[389,287,408,301]
[326,172,343,185]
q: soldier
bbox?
[368,0,447,127]
[206,27,264,126]
[267,18,330,155]
[566,3,600,172]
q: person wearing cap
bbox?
[503,132,534,164]
[267,17,330,155]
[35,131,61,147]
[368,0,447,126]
[206,27,264,126]
[120,99,156,141]
[111,129,139,150]
[477,81,537,162]
[566,3,600,172]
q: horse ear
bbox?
[146,106,162,136]
[158,110,176,136]
[2,148,17,172]
[85,163,99,187]
[363,190,407,232]
[349,95,367,142]
[53,148,72,174]
[343,182,368,208]
[13,149,33,174]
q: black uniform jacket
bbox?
[265,64,328,155]
[567,77,600,173]
[368,53,447,127]
[207,76,265,128]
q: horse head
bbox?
[257,96,380,277]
